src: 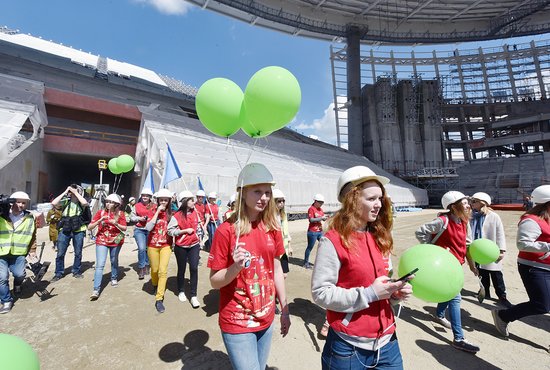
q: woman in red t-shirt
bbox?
[87,194,127,300]
[208,163,291,370]
[146,189,173,313]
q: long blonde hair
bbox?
[328,180,393,255]
[227,185,281,235]
[448,199,470,223]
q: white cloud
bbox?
[292,99,345,146]
[133,0,193,15]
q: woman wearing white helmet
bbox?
[130,188,156,280]
[145,188,174,313]
[415,190,480,353]
[303,193,328,269]
[208,163,290,370]
[167,190,202,308]
[87,194,127,300]
[204,192,220,252]
[223,193,237,222]
[492,185,550,338]
[469,192,511,308]
[273,189,292,277]
[311,165,412,369]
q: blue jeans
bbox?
[322,328,403,370]
[304,231,323,264]
[222,323,274,370]
[93,245,122,291]
[55,230,85,276]
[0,256,26,303]
[500,263,550,323]
[205,220,220,252]
[133,228,149,269]
[436,293,463,340]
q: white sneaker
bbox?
[190,296,200,309]
[90,290,100,301]
[434,315,452,329]
[111,279,118,287]
[0,301,13,314]
[178,292,187,302]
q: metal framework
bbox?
[187,0,550,44]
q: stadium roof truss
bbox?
[188,0,550,44]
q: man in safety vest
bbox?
[0,191,37,314]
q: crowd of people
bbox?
[1,166,549,369]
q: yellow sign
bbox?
[98,160,107,170]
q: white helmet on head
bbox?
[196,190,206,197]
[156,188,173,199]
[178,190,194,202]
[471,192,491,205]
[105,194,122,204]
[208,192,217,199]
[141,188,154,196]
[313,194,325,202]
[337,166,390,202]
[272,189,285,199]
[10,191,30,201]
[129,197,136,202]
[531,185,550,205]
[236,163,275,190]
[229,193,237,203]
[441,191,467,209]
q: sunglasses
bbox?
[276,199,285,203]
[470,199,479,204]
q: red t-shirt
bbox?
[147,211,172,248]
[206,203,219,222]
[134,202,157,228]
[207,220,285,334]
[91,209,127,247]
[308,205,324,232]
[173,209,200,247]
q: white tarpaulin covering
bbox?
[0,107,29,160]
[135,111,428,212]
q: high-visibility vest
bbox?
[0,213,35,256]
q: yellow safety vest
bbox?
[0,213,35,256]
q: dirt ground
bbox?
[2,209,549,369]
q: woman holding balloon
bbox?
[415,191,480,353]
[469,192,512,308]
[312,166,412,370]
[492,185,550,338]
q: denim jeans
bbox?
[55,230,85,276]
[479,268,507,299]
[204,220,219,252]
[304,231,323,264]
[174,243,200,296]
[436,293,464,340]
[0,256,26,303]
[322,328,403,370]
[133,228,149,269]
[93,245,122,291]
[500,263,550,323]
[222,323,274,370]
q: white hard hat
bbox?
[105,194,122,204]
[236,163,275,190]
[208,192,217,199]
[471,192,491,205]
[10,191,30,201]
[441,191,467,209]
[229,193,237,203]
[178,190,194,202]
[129,197,136,202]
[156,188,173,199]
[337,166,390,202]
[196,190,206,197]
[272,189,285,199]
[141,188,154,196]
[313,194,325,202]
[531,185,550,205]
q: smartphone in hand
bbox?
[391,268,419,282]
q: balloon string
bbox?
[230,141,243,170]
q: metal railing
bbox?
[44,125,137,145]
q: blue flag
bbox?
[198,177,205,191]
[142,163,155,193]
[160,143,182,188]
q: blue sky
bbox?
[2,0,549,145]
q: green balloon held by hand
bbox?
[117,154,135,173]
[469,238,500,265]
[195,78,243,137]
[108,158,122,175]
[244,66,301,133]
[398,244,464,303]
[0,334,40,370]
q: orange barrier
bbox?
[492,204,525,211]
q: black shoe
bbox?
[499,297,513,309]
[13,285,22,295]
[138,268,145,280]
[51,275,62,282]
[452,339,479,353]
[73,273,84,279]
[155,300,165,313]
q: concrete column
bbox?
[346,27,363,155]
[454,49,467,102]
[503,44,518,101]
[531,40,547,100]
[478,47,493,103]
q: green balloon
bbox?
[239,103,273,138]
[0,334,40,370]
[469,238,500,265]
[108,158,122,175]
[117,154,135,173]
[244,66,301,133]
[398,244,464,303]
[195,78,243,137]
